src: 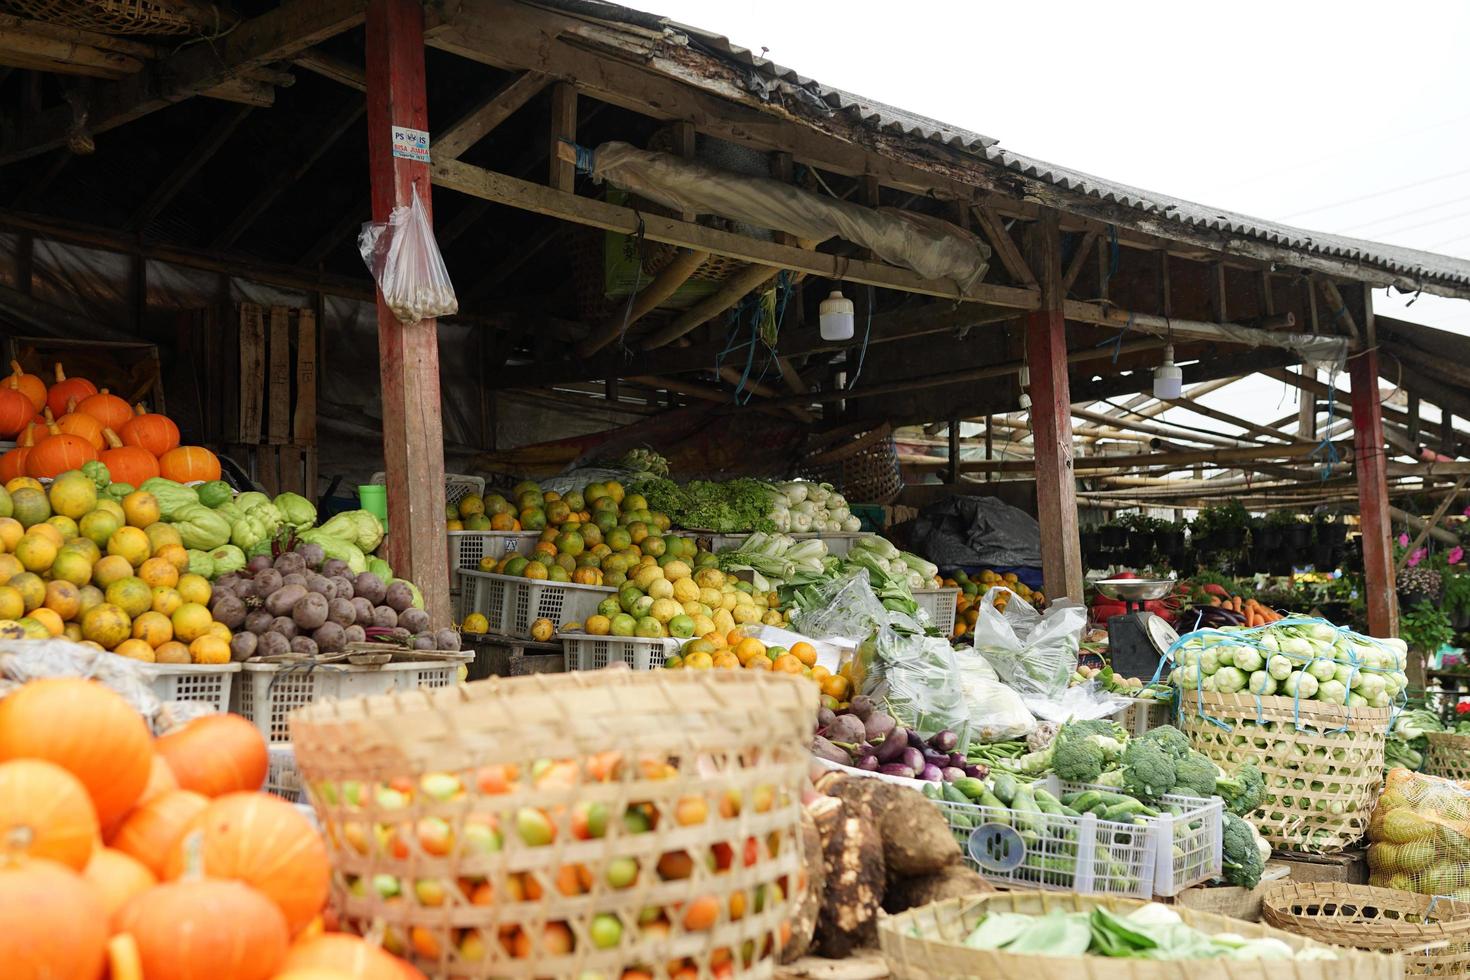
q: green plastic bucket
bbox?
[358,483,387,529]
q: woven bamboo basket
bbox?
[878,890,1402,980]
[1177,689,1390,855]
[1,0,209,34]
[289,669,815,979]
[1425,733,1470,782]
[798,424,902,505]
[1263,882,1470,978]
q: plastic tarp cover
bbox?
[589,142,991,291]
[909,495,1042,571]
[970,586,1088,720]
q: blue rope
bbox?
[846,284,875,390]
[560,138,596,174]
[1093,312,1136,363]
[1312,372,1341,480]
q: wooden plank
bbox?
[238,304,265,442]
[436,70,548,161]
[293,47,366,90]
[548,82,577,192]
[131,104,252,229]
[577,248,710,356]
[431,158,1041,308]
[367,0,451,627]
[277,446,303,494]
[1352,342,1397,637]
[1060,229,1097,297]
[0,15,156,60]
[1024,210,1082,602]
[0,29,142,77]
[267,306,291,445]
[971,206,1036,289]
[259,446,279,495]
[294,309,317,446]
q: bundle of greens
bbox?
[713,532,832,591]
[630,477,777,533]
[1386,706,1444,772]
[962,902,1335,960]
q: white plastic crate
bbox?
[1114,697,1173,738]
[134,662,240,712]
[266,744,302,802]
[913,587,959,634]
[457,571,615,640]
[371,471,485,508]
[447,530,543,571]
[232,659,466,743]
[930,775,1221,898]
[561,633,680,671]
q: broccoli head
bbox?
[1221,812,1265,889]
[1120,738,1177,801]
[1138,725,1191,761]
[1050,721,1128,783]
[1216,762,1265,816]
[1172,750,1218,798]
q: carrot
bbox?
[1209,597,1221,607]
[1232,596,1243,613]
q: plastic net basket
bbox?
[371,471,485,508]
[1178,689,1389,855]
[0,0,209,34]
[266,744,303,803]
[1263,882,1470,978]
[561,634,680,671]
[878,891,1401,980]
[288,669,815,979]
[1425,732,1470,781]
[797,425,901,505]
[457,571,615,640]
[134,662,238,713]
[233,660,462,744]
[913,587,959,635]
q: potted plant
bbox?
[1100,520,1127,550]
[1400,604,1453,656]
[1397,558,1444,609]
[1311,541,1336,572]
[1158,519,1186,555]
[1443,562,1470,631]
[1285,515,1311,549]
[1315,515,1349,547]
[1256,511,1296,552]
[1198,501,1250,549]
[1080,527,1102,557]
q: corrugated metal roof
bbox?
[532,0,1470,297]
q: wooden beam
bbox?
[0,27,142,78]
[212,100,365,248]
[1351,341,1396,637]
[1024,210,1081,601]
[436,70,548,162]
[577,248,710,356]
[1060,230,1097,297]
[548,82,576,192]
[130,104,251,229]
[292,47,367,90]
[640,263,775,350]
[1395,474,1469,575]
[0,0,366,165]
[0,15,155,60]
[972,207,1036,289]
[366,0,449,625]
[1163,397,1305,445]
[1318,278,1360,343]
[199,77,277,108]
[431,158,1041,307]
[950,439,1343,475]
[1070,405,1255,448]
[1063,300,1323,353]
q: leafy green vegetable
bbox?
[631,477,776,533]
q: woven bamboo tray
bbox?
[1263,882,1470,978]
[1178,689,1390,854]
[879,890,1401,980]
[1425,732,1470,782]
[289,669,816,979]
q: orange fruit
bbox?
[175,574,210,606]
[42,580,80,620]
[107,526,151,567]
[819,674,850,700]
[150,586,183,616]
[789,642,817,667]
[25,522,62,548]
[92,554,134,588]
[28,607,63,636]
[153,641,190,664]
[137,557,178,589]
[8,572,44,612]
[113,638,156,662]
[206,621,231,643]
[13,532,57,573]
[120,491,160,529]
[81,603,132,649]
[170,602,212,643]
[0,517,22,551]
[105,576,152,619]
[734,637,766,663]
[726,629,746,647]
[772,654,804,674]
[188,635,230,665]
[131,611,173,648]
[0,553,21,583]
[154,544,189,574]
[744,656,771,671]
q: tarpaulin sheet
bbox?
[909,495,1042,571]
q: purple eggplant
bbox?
[941,766,966,782]
[964,763,989,779]
[847,695,876,720]
[922,748,951,769]
[879,763,916,778]
[900,747,926,774]
[863,712,896,741]
[856,755,880,772]
[949,752,968,768]
[919,764,944,782]
[905,728,925,748]
[811,735,851,765]
[927,730,959,754]
[875,733,909,764]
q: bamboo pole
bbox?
[577,248,710,355]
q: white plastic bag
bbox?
[972,586,1086,716]
[956,652,1036,742]
[358,185,458,323]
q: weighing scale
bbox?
[1093,578,1180,681]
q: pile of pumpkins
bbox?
[0,361,221,485]
[0,676,426,980]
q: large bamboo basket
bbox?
[289,670,816,979]
[0,0,209,34]
[1263,882,1470,978]
[1425,732,1470,782]
[878,890,1402,980]
[1177,689,1390,854]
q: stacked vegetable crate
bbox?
[447,530,541,619]
[456,570,614,640]
[914,587,960,635]
[560,633,681,671]
[926,774,1221,898]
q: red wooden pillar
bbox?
[1350,336,1397,638]
[366,0,451,626]
[1023,211,1083,602]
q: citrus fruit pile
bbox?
[0,470,236,663]
[571,563,789,640]
[664,631,851,700]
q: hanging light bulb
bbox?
[1018,365,1031,411]
[1153,344,1182,399]
[819,289,854,341]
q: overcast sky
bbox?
[651,0,1470,435]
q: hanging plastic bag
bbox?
[854,625,972,753]
[972,586,1086,717]
[358,185,459,324]
[954,652,1036,742]
[790,569,891,645]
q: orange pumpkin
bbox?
[110,789,208,877]
[0,858,109,980]
[85,847,157,925]
[156,713,268,798]
[159,445,221,483]
[280,935,416,980]
[46,363,98,418]
[0,758,100,870]
[57,398,105,451]
[25,424,98,479]
[119,403,180,457]
[77,388,134,431]
[164,792,329,935]
[117,877,289,980]
[0,446,29,483]
[0,677,153,827]
[0,385,33,438]
[100,427,160,487]
[137,753,179,806]
[4,360,46,413]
